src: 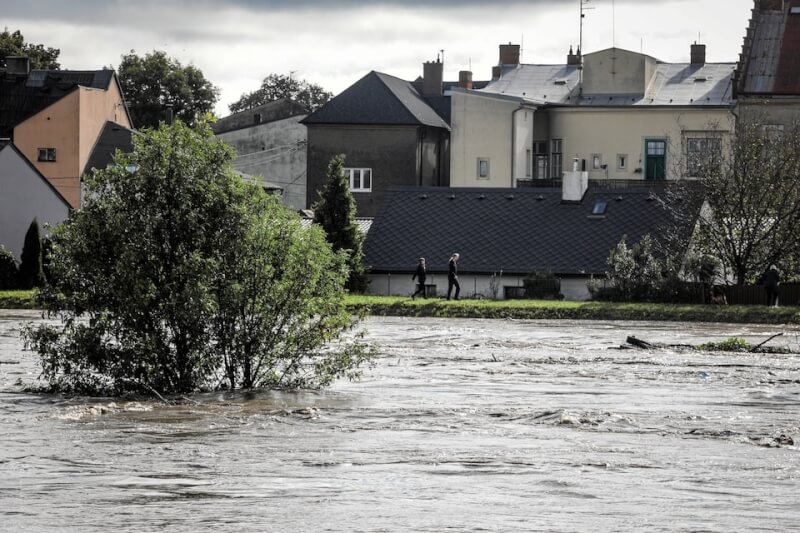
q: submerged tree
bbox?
[24,121,371,395]
[312,155,367,292]
[670,117,800,284]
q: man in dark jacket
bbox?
[411,257,427,299]
[447,253,460,300]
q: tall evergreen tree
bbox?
[18,218,45,289]
[312,155,367,292]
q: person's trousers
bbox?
[447,277,460,300]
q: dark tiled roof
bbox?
[212,98,309,134]
[0,69,115,137]
[302,71,450,129]
[83,121,134,175]
[364,186,702,275]
[739,1,800,95]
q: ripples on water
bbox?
[1,311,799,532]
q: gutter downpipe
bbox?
[511,103,534,187]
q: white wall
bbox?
[367,272,593,301]
[0,146,70,260]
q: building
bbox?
[0,141,71,260]
[363,169,702,301]
[302,63,454,217]
[735,0,800,124]
[1,57,132,208]
[450,43,736,188]
[213,99,309,210]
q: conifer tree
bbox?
[18,218,45,289]
[312,155,367,292]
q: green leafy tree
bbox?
[0,245,18,290]
[117,50,219,129]
[312,155,367,292]
[671,116,800,284]
[18,218,45,289]
[0,28,60,69]
[229,73,332,114]
[24,121,371,395]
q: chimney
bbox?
[6,56,31,76]
[458,70,473,89]
[165,103,174,125]
[499,43,521,66]
[423,59,443,97]
[492,66,502,80]
[690,42,706,65]
[562,158,588,202]
[567,45,581,66]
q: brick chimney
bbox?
[423,59,443,97]
[492,66,501,80]
[499,43,521,66]
[458,70,473,89]
[690,42,706,65]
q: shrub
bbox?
[18,218,45,289]
[522,271,562,300]
[0,245,18,290]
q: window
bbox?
[591,200,608,215]
[533,141,548,179]
[477,158,490,179]
[591,153,602,170]
[525,149,532,178]
[686,137,721,176]
[345,167,372,192]
[644,139,666,180]
[617,154,628,170]
[37,148,56,162]
[551,139,563,178]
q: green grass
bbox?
[3,291,797,324]
[345,295,800,324]
[0,290,38,310]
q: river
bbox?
[1,311,798,532]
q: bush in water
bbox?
[24,121,373,395]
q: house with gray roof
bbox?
[735,0,800,123]
[302,60,459,217]
[363,172,702,300]
[450,43,737,189]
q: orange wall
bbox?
[14,91,82,207]
[13,76,131,208]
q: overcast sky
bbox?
[6,0,753,116]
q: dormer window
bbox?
[37,148,56,162]
[591,200,608,215]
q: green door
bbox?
[645,139,666,180]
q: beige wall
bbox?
[13,79,130,208]
[450,91,535,188]
[547,106,732,180]
[583,48,658,95]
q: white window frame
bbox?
[477,158,490,179]
[617,154,628,170]
[685,136,721,176]
[591,153,602,170]
[345,167,372,192]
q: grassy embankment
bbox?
[2,290,798,324]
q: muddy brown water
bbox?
[1,310,799,532]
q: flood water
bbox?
[1,310,799,532]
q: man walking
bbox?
[447,253,460,300]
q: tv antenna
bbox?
[579,0,594,96]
